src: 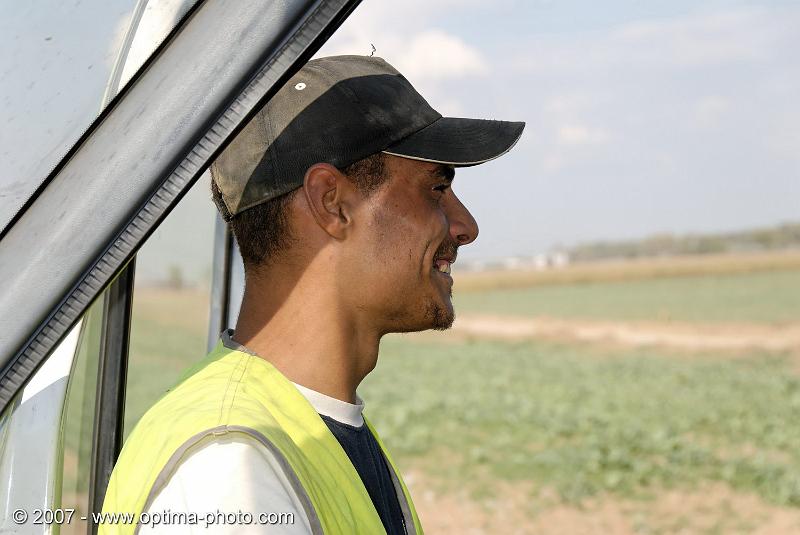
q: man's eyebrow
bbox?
[429,165,455,182]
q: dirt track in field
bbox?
[407,470,800,535]
[441,314,800,355]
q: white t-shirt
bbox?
[139,383,365,534]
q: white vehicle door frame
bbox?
[0,0,362,414]
[0,1,363,531]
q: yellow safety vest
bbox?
[99,340,423,534]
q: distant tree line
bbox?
[568,222,800,262]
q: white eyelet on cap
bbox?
[295,82,306,90]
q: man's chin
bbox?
[385,304,453,334]
[384,294,454,334]
[425,300,455,331]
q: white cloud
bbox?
[391,30,489,82]
[431,96,467,117]
[541,154,565,173]
[514,7,791,76]
[508,5,800,180]
[318,4,489,86]
[317,4,489,115]
[544,93,595,116]
[610,10,774,67]
[556,124,609,146]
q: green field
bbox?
[453,269,800,324]
[365,335,800,507]
[77,264,800,533]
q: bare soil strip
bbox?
[440,315,800,354]
[406,471,800,535]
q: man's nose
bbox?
[444,193,479,246]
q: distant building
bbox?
[464,251,571,272]
[550,251,570,267]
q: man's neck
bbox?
[231,273,381,404]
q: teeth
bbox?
[434,260,451,275]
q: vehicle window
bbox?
[124,172,216,436]
[60,299,105,535]
[0,0,198,231]
[1,2,355,532]
[0,305,91,535]
[1,178,214,535]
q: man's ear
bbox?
[302,163,356,240]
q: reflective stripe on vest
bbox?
[99,341,424,535]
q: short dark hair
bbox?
[210,152,388,271]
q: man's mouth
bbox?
[432,240,458,277]
[433,258,452,275]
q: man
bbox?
[101,55,524,534]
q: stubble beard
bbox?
[387,239,459,333]
[387,287,454,333]
[425,238,459,330]
[424,287,454,331]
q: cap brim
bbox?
[382,117,525,167]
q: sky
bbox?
[1,0,798,281]
[319,0,800,261]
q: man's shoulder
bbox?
[123,347,278,450]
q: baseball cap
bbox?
[211,55,525,219]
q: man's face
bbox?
[345,155,479,334]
